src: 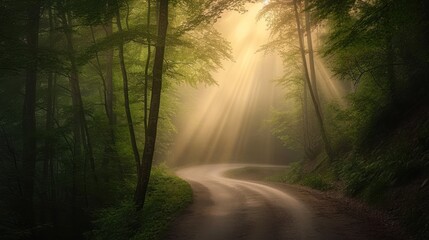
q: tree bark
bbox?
[293,0,334,161]
[115,7,141,176]
[104,22,117,173]
[42,9,57,225]
[61,11,97,183]
[304,0,320,104]
[89,24,118,181]
[302,76,311,158]
[134,0,169,210]
[60,11,96,235]
[21,0,41,230]
[144,0,152,131]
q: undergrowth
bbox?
[269,162,334,191]
[89,166,192,240]
[274,117,428,239]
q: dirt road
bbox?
[166,164,402,240]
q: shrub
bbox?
[89,166,192,240]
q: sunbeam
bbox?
[313,55,348,105]
[169,3,286,166]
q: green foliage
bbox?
[268,108,304,152]
[338,144,426,201]
[90,166,192,240]
[137,166,192,240]
[267,162,302,183]
[300,174,332,191]
[0,0,242,239]
[90,202,140,240]
[269,161,333,191]
[262,0,429,238]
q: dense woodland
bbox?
[0,0,246,239]
[262,0,429,238]
[0,0,428,239]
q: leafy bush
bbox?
[136,166,192,240]
[338,144,425,202]
[300,175,333,191]
[90,202,140,240]
[89,166,192,240]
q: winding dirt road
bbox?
[166,164,401,240]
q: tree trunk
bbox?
[293,0,334,161]
[115,7,141,176]
[42,9,57,225]
[144,0,152,131]
[21,0,41,230]
[89,25,118,181]
[60,10,95,236]
[304,0,320,104]
[134,0,169,210]
[302,76,311,159]
[104,22,117,174]
[61,11,97,182]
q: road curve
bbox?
[166,164,399,240]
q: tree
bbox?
[293,0,334,161]
[134,0,169,210]
[260,0,333,160]
[115,0,141,181]
[21,0,42,231]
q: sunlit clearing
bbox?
[169,3,287,166]
[263,0,270,6]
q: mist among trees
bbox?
[1,0,428,239]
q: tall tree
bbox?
[144,0,152,131]
[21,0,41,230]
[42,7,57,225]
[59,6,97,183]
[115,2,141,180]
[134,0,168,210]
[293,0,334,161]
[103,19,117,175]
[304,0,319,103]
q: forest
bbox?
[0,0,428,239]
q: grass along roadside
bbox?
[89,165,192,240]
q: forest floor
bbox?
[166,164,407,240]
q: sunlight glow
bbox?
[313,55,348,105]
[168,3,350,166]
[169,4,284,166]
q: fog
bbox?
[167,3,349,166]
[167,3,292,166]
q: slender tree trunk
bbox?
[42,73,54,223]
[21,0,41,231]
[62,14,83,171]
[304,0,321,159]
[81,97,97,183]
[304,0,320,103]
[115,7,141,175]
[62,12,97,182]
[293,0,334,161]
[144,0,152,131]
[42,9,57,225]
[60,11,94,236]
[104,22,117,174]
[302,77,311,159]
[89,25,118,180]
[47,76,58,232]
[105,23,116,131]
[134,0,169,210]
